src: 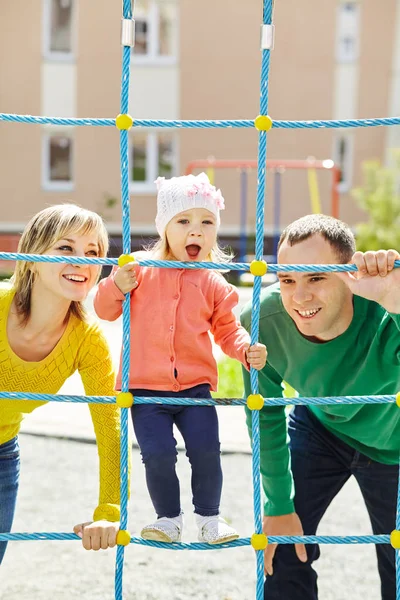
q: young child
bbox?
[94,173,267,544]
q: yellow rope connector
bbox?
[250,260,268,277]
[246,394,264,411]
[117,530,131,546]
[116,114,134,130]
[116,392,134,408]
[390,530,400,549]
[118,254,135,267]
[254,115,273,131]
[396,391,400,408]
[251,533,268,550]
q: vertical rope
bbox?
[115,3,134,600]
[250,1,273,599]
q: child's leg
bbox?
[131,402,181,518]
[175,405,222,516]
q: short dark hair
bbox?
[277,214,356,263]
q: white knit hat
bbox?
[155,172,225,236]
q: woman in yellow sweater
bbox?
[0,203,122,564]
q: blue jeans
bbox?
[130,384,222,518]
[0,436,20,565]
[264,406,398,600]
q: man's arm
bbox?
[241,307,307,574]
[243,364,295,516]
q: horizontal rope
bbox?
[0,392,396,406]
[0,532,390,546]
[2,113,400,130]
[2,252,400,274]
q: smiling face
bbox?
[165,208,218,262]
[278,234,354,341]
[34,231,101,304]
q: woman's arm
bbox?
[77,323,129,522]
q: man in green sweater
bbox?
[241,214,399,600]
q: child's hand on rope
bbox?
[246,343,267,370]
[73,520,119,551]
[114,263,139,295]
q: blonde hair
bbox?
[11,204,109,324]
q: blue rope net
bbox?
[0,0,399,598]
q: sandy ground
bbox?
[1,436,382,600]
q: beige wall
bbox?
[0,0,398,239]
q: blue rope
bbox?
[4,113,400,130]
[0,392,396,406]
[114,5,134,598]
[0,532,391,547]
[3,252,400,275]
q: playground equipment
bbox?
[186,158,340,261]
[0,1,399,599]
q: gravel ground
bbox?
[0,434,382,600]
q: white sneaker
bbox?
[140,515,183,543]
[196,514,239,545]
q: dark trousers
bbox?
[264,406,398,600]
[130,384,222,518]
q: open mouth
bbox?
[63,274,88,283]
[185,244,201,259]
[294,308,321,319]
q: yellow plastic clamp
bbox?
[390,530,400,549]
[396,392,400,408]
[116,530,131,546]
[118,254,135,267]
[116,114,134,130]
[254,115,273,132]
[116,392,134,408]
[251,533,268,550]
[250,260,268,277]
[246,394,264,411]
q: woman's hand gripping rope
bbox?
[73,520,119,551]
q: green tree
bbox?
[352,152,400,251]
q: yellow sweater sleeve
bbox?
[77,322,128,522]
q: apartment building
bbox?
[0,0,399,267]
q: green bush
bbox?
[352,152,400,251]
[213,356,244,399]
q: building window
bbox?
[130,132,177,192]
[42,132,74,191]
[132,1,177,63]
[44,0,74,59]
[333,135,353,193]
[336,2,360,63]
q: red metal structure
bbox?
[185,158,341,219]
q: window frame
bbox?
[43,0,76,62]
[129,130,178,194]
[42,129,75,192]
[336,1,360,64]
[131,1,178,66]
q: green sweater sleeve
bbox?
[241,304,295,516]
[243,365,294,516]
